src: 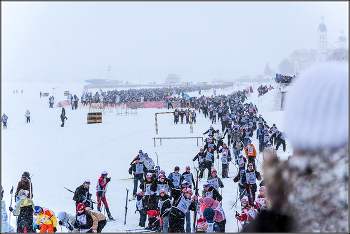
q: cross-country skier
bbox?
[182,166,196,189]
[34,206,58,233]
[2,114,8,129]
[57,211,79,233]
[159,189,172,232]
[193,148,206,179]
[255,186,267,212]
[73,180,91,211]
[60,112,67,127]
[203,126,215,138]
[242,163,261,206]
[245,140,257,170]
[218,143,231,178]
[233,137,243,164]
[202,208,221,233]
[235,196,259,228]
[130,150,145,164]
[135,190,147,227]
[156,174,170,197]
[96,171,113,220]
[15,171,33,201]
[140,173,158,215]
[143,153,155,172]
[201,183,222,202]
[269,124,278,146]
[9,189,34,233]
[168,189,197,233]
[25,110,30,123]
[129,157,148,198]
[168,166,183,202]
[74,203,93,233]
[200,147,214,179]
[207,169,224,192]
[275,130,286,152]
[84,201,107,233]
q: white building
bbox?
[165,74,181,84]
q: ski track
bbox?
[1,81,292,232]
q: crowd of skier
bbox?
[3,86,288,233]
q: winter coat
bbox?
[193,152,206,165]
[85,207,106,231]
[207,176,224,189]
[202,197,226,223]
[1,115,8,123]
[36,207,57,227]
[232,132,242,143]
[245,144,257,157]
[74,210,93,232]
[233,140,244,151]
[96,176,109,197]
[15,176,33,198]
[143,157,155,171]
[60,212,79,232]
[201,186,222,202]
[233,172,247,189]
[159,194,172,217]
[73,184,90,203]
[25,111,30,117]
[12,191,34,233]
[237,205,259,223]
[182,171,196,188]
[262,146,348,232]
[129,162,147,176]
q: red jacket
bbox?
[237,205,258,223]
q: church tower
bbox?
[317,13,328,61]
[338,27,347,49]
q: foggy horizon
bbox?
[2,1,349,84]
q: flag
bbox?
[184,93,190,98]
[116,95,120,103]
[213,89,217,96]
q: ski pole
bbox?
[9,186,13,228]
[124,188,129,225]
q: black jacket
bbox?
[129,162,148,176]
[74,211,93,230]
[159,194,172,217]
[202,186,222,202]
[73,184,90,203]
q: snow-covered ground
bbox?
[1,81,293,232]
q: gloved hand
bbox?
[106,177,111,183]
[9,207,13,212]
[235,211,241,218]
[68,225,73,231]
[217,155,219,159]
[58,220,63,226]
[74,221,80,229]
[54,227,57,233]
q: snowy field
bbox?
[1,81,293,232]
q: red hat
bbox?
[197,218,208,228]
[77,203,86,212]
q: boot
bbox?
[106,207,113,220]
[97,206,101,212]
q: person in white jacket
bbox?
[143,153,155,171]
[25,110,30,123]
[57,211,79,233]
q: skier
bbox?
[130,150,145,164]
[73,180,91,211]
[182,166,195,189]
[156,174,170,196]
[195,218,208,233]
[143,153,155,172]
[168,189,197,233]
[235,196,259,227]
[140,173,158,218]
[84,201,107,233]
[207,169,224,192]
[203,126,215,138]
[25,110,31,123]
[201,183,222,202]
[192,148,206,179]
[60,112,68,127]
[200,147,214,179]
[34,206,58,233]
[255,186,267,212]
[256,124,264,152]
[237,154,247,172]
[191,110,196,123]
[218,143,231,178]
[9,189,34,233]
[245,140,257,170]
[242,127,253,147]
[204,137,217,152]
[159,189,172,233]
[173,109,179,124]
[202,208,221,233]
[135,191,147,228]
[179,109,185,124]
[74,203,93,233]
[243,163,261,206]
[233,137,243,164]
[2,114,8,129]
[167,166,182,202]
[15,171,33,201]
[269,124,278,146]
[57,212,79,232]
[185,109,190,124]
[233,169,248,201]
[129,156,148,198]
[201,197,226,232]
[275,130,286,152]
[96,171,113,220]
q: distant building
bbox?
[165,74,180,84]
[291,14,348,74]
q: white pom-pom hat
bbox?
[284,62,348,152]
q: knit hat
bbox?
[284,62,348,152]
[22,172,30,178]
[135,156,140,160]
[101,171,108,176]
[203,183,211,189]
[84,180,90,184]
[197,218,208,228]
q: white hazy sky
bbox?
[2,1,349,84]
